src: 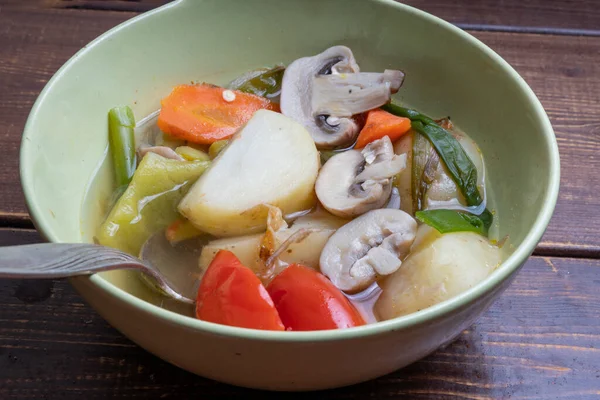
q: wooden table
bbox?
[1,1,599,398]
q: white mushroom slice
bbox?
[315,136,407,218]
[312,70,404,117]
[320,209,417,293]
[280,46,404,149]
[138,146,184,161]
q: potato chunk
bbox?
[375,226,502,320]
[178,110,319,237]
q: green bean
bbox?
[108,106,136,188]
[415,209,488,236]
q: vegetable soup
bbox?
[84,46,505,331]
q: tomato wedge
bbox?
[195,250,285,331]
[267,264,365,331]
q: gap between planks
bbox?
[41,1,600,37]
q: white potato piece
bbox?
[178,109,320,237]
[375,226,502,320]
[198,211,348,278]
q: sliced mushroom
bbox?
[320,209,417,293]
[315,136,406,218]
[280,46,404,149]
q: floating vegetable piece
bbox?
[165,217,204,244]
[280,46,404,149]
[198,210,347,281]
[355,109,411,149]
[139,146,184,161]
[267,264,365,331]
[391,132,414,215]
[315,136,406,218]
[175,146,211,162]
[228,65,285,101]
[415,209,488,236]
[382,103,483,207]
[320,209,417,293]
[96,153,210,255]
[108,106,137,188]
[208,139,229,159]
[196,250,285,331]
[375,225,502,320]
[178,110,320,237]
[157,83,279,145]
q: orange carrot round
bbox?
[355,108,412,149]
[157,84,279,144]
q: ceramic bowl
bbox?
[20,0,559,391]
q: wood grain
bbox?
[403,0,600,33]
[1,229,599,399]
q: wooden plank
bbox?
[6,0,600,32]
[403,0,600,33]
[0,5,599,254]
[1,229,599,399]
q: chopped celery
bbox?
[208,139,229,159]
[175,146,211,162]
[96,152,209,255]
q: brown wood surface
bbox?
[1,1,600,399]
[1,229,599,399]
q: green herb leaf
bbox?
[415,209,489,235]
[229,66,285,100]
[382,103,482,207]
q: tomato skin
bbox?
[267,264,365,331]
[195,250,285,331]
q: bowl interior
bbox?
[21,0,558,332]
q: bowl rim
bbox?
[20,0,560,342]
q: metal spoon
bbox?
[0,232,205,304]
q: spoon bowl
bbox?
[138,230,208,302]
[0,242,196,304]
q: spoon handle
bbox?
[0,243,146,279]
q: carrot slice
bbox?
[354,108,412,149]
[157,84,279,144]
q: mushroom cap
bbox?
[280,46,360,149]
[319,209,417,293]
[315,136,407,219]
[280,46,405,150]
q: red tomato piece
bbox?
[267,264,365,331]
[195,250,285,331]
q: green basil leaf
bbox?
[229,66,285,100]
[381,103,483,207]
[415,209,488,236]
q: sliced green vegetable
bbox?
[208,139,229,159]
[108,106,136,188]
[411,131,435,212]
[415,209,488,236]
[319,150,336,164]
[175,146,211,162]
[228,66,285,100]
[96,152,210,255]
[382,103,482,207]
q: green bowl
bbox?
[20,0,559,391]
